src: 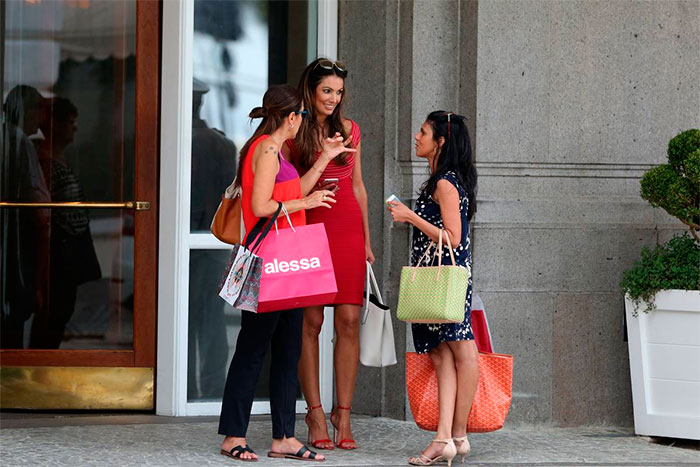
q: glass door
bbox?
[185,0,326,413]
[0,0,159,409]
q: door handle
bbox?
[0,201,151,210]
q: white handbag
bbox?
[359,262,397,367]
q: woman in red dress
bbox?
[285,58,374,451]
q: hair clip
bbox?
[443,112,454,140]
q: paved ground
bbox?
[1,414,698,466]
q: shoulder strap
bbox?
[244,202,283,252]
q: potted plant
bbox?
[621,129,700,440]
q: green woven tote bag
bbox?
[397,230,471,323]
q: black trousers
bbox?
[29,265,78,349]
[218,307,303,439]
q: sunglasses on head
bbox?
[295,109,309,119]
[314,59,348,75]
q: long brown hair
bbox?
[294,58,350,171]
[235,84,303,188]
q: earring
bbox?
[290,124,294,129]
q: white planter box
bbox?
[625,289,700,440]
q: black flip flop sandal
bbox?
[267,445,324,462]
[221,444,259,462]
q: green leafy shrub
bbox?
[640,129,700,239]
[621,234,700,315]
[667,128,700,171]
[623,129,700,313]
[686,149,700,186]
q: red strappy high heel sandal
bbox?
[305,404,334,450]
[330,405,357,450]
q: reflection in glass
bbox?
[187,0,316,402]
[188,249,231,401]
[1,0,136,350]
[190,0,317,232]
[190,79,237,232]
[189,249,298,402]
[1,85,51,348]
[30,98,102,348]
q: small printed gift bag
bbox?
[218,203,283,312]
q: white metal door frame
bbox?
[157,0,338,417]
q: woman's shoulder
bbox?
[250,136,280,170]
[254,136,278,155]
[342,118,361,146]
[248,133,270,153]
[437,171,466,196]
[439,170,460,186]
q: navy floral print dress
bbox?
[411,171,474,354]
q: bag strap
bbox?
[273,203,296,234]
[411,229,457,281]
[435,229,458,280]
[362,262,384,325]
[412,241,435,281]
[362,265,371,324]
[367,262,383,303]
[415,240,436,268]
[242,217,267,247]
[224,179,241,199]
[245,202,284,253]
[435,229,457,267]
[435,229,457,266]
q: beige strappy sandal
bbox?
[408,438,457,467]
[452,436,471,463]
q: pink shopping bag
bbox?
[255,222,337,312]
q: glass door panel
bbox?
[188,0,317,402]
[0,0,158,411]
[1,0,136,351]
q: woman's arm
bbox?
[351,141,375,263]
[252,141,337,217]
[299,151,334,195]
[387,179,462,246]
[281,139,321,195]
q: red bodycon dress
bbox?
[288,121,364,305]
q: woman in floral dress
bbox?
[388,111,479,467]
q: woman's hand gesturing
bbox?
[321,132,356,162]
[304,189,337,210]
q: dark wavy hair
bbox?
[421,111,477,221]
[51,97,78,122]
[3,85,44,129]
[235,84,303,188]
[293,58,350,171]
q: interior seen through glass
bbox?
[1,0,136,350]
[188,0,316,402]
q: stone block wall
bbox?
[339,0,699,426]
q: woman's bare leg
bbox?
[298,306,331,447]
[411,342,458,461]
[330,303,361,448]
[447,339,479,438]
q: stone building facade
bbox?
[340,0,699,426]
